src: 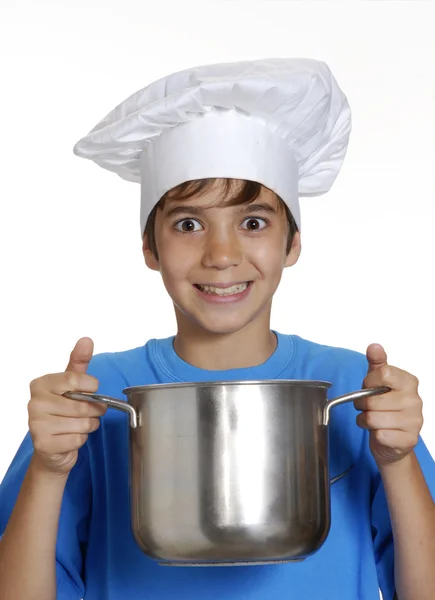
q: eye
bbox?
[241,217,268,231]
[174,219,203,233]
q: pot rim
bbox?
[122,379,332,394]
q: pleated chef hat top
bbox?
[73,57,352,237]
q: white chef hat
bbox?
[73,57,351,237]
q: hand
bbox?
[28,337,107,476]
[354,343,423,467]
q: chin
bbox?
[172,290,273,336]
[190,310,263,336]
[195,321,248,336]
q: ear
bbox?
[142,233,160,272]
[284,231,301,268]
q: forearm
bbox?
[0,455,68,600]
[380,451,435,600]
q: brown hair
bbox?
[144,178,299,259]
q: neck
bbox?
[173,311,277,370]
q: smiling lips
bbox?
[195,282,250,296]
[193,281,253,300]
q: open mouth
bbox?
[194,282,252,296]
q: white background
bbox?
[0,0,434,494]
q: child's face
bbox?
[143,183,301,335]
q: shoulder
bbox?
[279,332,369,394]
[291,333,367,366]
[87,343,147,376]
[85,342,149,392]
[85,337,174,391]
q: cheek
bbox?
[158,240,197,282]
[248,240,287,273]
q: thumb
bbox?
[65,337,94,374]
[366,343,388,373]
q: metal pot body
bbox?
[65,380,388,566]
[128,381,330,565]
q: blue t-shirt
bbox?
[1,332,435,599]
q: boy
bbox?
[0,58,434,600]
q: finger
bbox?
[371,429,419,451]
[65,337,94,374]
[31,372,99,397]
[33,433,90,455]
[47,415,101,435]
[353,390,416,412]
[28,394,107,419]
[356,410,423,432]
[366,343,388,373]
[364,364,419,392]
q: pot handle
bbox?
[323,386,391,427]
[62,392,138,428]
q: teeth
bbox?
[198,282,249,296]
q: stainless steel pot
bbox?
[64,380,389,566]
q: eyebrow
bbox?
[164,202,278,218]
[241,203,278,214]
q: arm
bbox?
[355,343,435,600]
[0,456,68,600]
[380,452,435,600]
[0,337,105,600]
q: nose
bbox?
[201,228,243,270]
